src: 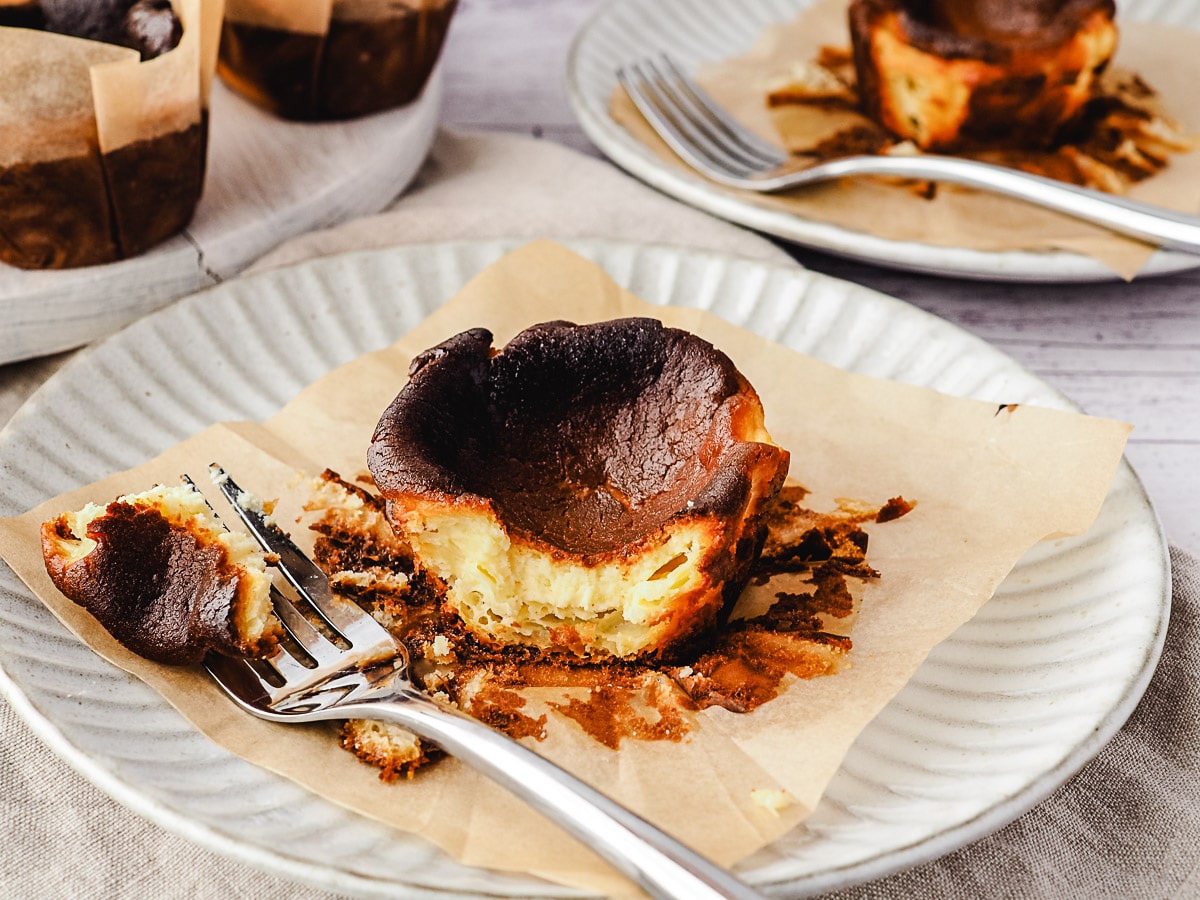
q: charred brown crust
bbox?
[368,318,790,559]
[216,0,458,121]
[0,2,45,31]
[40,500,274,665]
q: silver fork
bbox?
[200,465,764,900]
[617,56,1200,255]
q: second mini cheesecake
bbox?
[849,0,1118,151]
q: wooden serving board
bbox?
[0,70,443,365]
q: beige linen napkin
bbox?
[0,130,1196,898]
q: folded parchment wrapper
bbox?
[218,0,457,120]
[610,0,1200,280]
[0,0,223,270]
[0,242,1131,896]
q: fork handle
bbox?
[350,686,766,900]
[769,155,1200,255]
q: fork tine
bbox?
[619,62,760,180]
[205,652,278,707]
[638,58,773,173]
[207,465,394,655]
[656,55,789,166]
[638,58,771,172]
[263,642,318,687]
[184,472,354,666]
[269,584,345,665]
[208,632,365,709]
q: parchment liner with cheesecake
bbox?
[217,0,457,121]
[0,243,1133,892]
[0,0,455,271]
[785,0,1191,187]
[609,0,1200,277]
[0,0,222,270]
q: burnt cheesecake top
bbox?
[853,0,1115,60]
[368,318,789,558]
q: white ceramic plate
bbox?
[566,0,1200,283]
[0,240,1169,897]
[0,69,442,366]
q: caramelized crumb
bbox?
[550,678,692,750]
[805,122,894,157]
[673,628,850,713]
[457,681,547,742]
[817,45,854,70]
[338,721,439,782]
[875,496,915,523]
[810,566,857,617]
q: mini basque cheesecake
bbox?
[849,0,1117,151]
[41,483,278,665]
[0,0,210,270]
[368,319,791,661]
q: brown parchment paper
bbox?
[91,0,222,149]
[610,0,1200,280]
[0,29,132,168]
[0,242,1131,896]
[0,0,223,159]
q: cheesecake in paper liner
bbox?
[609,0,1200,280]
[0,242,1131,895]
[218,0,457,120]
[0,0,223,269]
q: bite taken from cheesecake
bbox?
[41,482,278,665]
[367,318,791,662]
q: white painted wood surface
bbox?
[2,0,1197,561]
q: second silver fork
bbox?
[617,56,1200,255]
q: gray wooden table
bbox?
[3,0,1197,561]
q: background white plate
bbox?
[0,69,442,366]
[566,0,1200,283]
[0,240,1169,896]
